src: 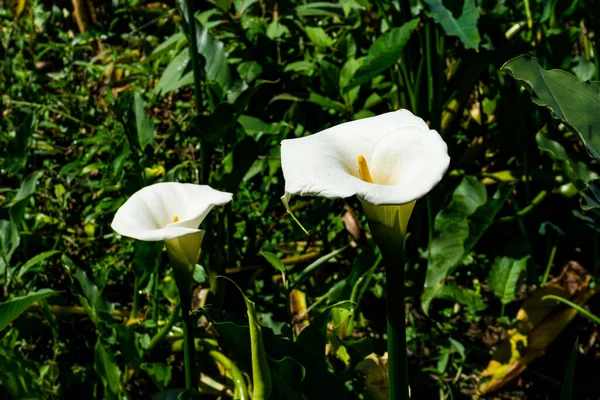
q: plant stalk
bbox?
[181,293,198,390]
[382,244,409,400]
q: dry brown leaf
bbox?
[477,261,596,396]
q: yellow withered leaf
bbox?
[355,353,389,400]
[477,261,596,395]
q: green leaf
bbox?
[345,18,419,91]
[142,362,173,391]
[295,2,344,17]
[502,55,600,158]
[560,337,578,400]
[424,0,481,50]
[0,288,58,331]
[147,32,187,62]
[307,91,346,112]
[489,256,529,305]
[176,0,243,99]
[17,250,61,279]
[6,112,34,173]
[438,282,488,313]
[291,246,348,290]
[422,177,509,314]
[10,169,43,205]
[156,48,191,95]
[0,219,20,273]
[284,61,315,74]
[219,277,272,399]
[536,131,598,187]
[305,26,332,47]
[237,61,263,83]
[260,251,286,273]
[581,180,600,210]
[94,338,121,397]
[133,93,156,150]
[199,306,349,399]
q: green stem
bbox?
[129,275,141,323]
[541,295,600,325]
[541,236,558,286]
[181,296,198,390]
[148,302,181,352]
[425,24,434,117]
[152,271,159,325]
[208,350,250,400]
[382,245,409,400]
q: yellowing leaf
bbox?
[478,262,596,395]
[355,353,388,400]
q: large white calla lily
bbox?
[112,182,233,278]
[280,109,449,240]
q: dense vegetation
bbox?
[2,0,600,399]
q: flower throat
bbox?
[357,155,374,184]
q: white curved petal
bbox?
[111,183,233,241]
[280,109,449,205]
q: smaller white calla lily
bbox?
[280,109,449,243]
[111,182,233,279]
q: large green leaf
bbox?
[489,256,529,305]
[199,305,349,399]
[424,0,481,51]
[219,278,271,399]
[502,55,600,158]
[422,177,510,314]
[0,288,58,331]
[345,18,419,91]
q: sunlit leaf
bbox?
[423,176,509,314]
[489,256,529,305]
[345,19,419,91]
[0,288,58,331]
[424,0,481,50]
[260,251,286,273]
[503,55,600,158]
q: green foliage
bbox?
[422,177,509,313]
[560,338,579,400]
[424,0,481,50]
[1,0,600,398]
[503,55,600,158]
[0,289,57,331]
[488,256,529,305]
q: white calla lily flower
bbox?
[280,109,449,241]
[111,182,233,275]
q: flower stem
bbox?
[382,245,409,400]
[181,295,198,390]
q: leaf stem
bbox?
[541,236,558,286]
[148,302,181,352]
[541,295,600,325]
[208,350,250,400]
